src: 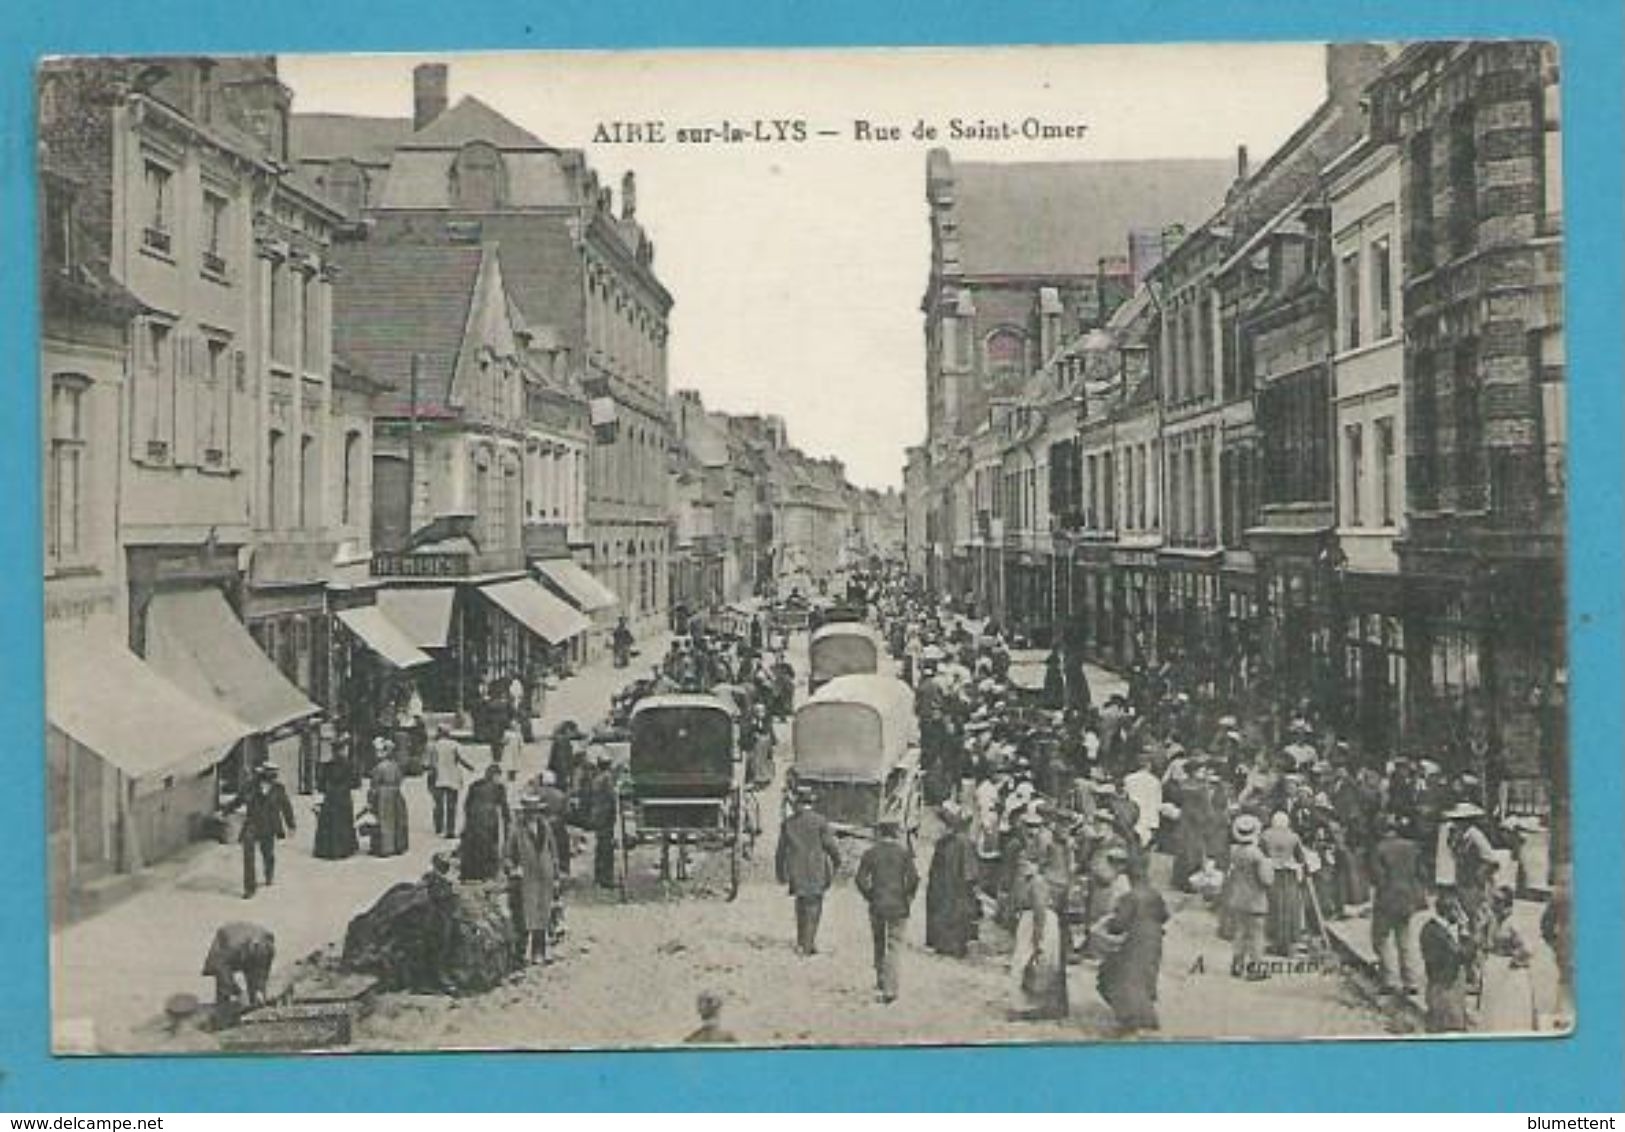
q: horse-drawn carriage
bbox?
[807,622,886,693]
[614,693,759,900]
[786,674,924,850]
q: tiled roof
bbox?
[399,96,549,151]
[290,112,415,164]
[331,241,487,412]
[950,158,1236,277]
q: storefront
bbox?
[536,555,620,663]
[1337,573,1406,761]
[46,625,249,912]
[141,586,321,798]
[1400,559,1562,786]
[1219,564,1262,706]
[1071,543,1114,665]
[1156,551,1222,693]
[1112,548,1159,671]
[479,577,591,684]
[1256,552,1337,731]
[329,599,434,766]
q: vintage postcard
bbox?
[38,42,1571,1056]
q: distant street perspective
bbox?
[40,41,1570,1055]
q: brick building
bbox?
[292,63,674,638]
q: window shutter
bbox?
[174,334,197,466]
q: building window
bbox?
[1409,131,1435,273]
[142,161,173,255]
[325,159,367,215]
[342,431,361,526]
[1454,342,1485,508]
[201,338,230,467]
[301,272,321,373]
[1345,422,1364,526]
[1370,235,1393,340]
[47,376,89,564]
[137,320,175,461]
[984,328,1026,381]
[299,434,317,528]
[202,190,229,277]
[450,142,508,210]
[266,429,285,529]
[1376,416,1396,526]
[44,180,74,272]
[1447,105,1478,259]
[270,263,293,367]
[1340,250,1362,350]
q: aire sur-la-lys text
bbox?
[590,116,1089,146]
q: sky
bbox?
[279,44,1329,490]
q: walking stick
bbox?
[1301,857,1334,956]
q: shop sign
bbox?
[370,551,470,578]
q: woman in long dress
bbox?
[1260,810,1306,955]
[1096,853,1169,1034]
[505,794,559,965]
[1008,860,1069,1020]
[460,763,509,882]
[313,742,359,860]
[368,742,409,857]
[925,805,979,957]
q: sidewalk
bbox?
[48,636,668,1054]
[1320,898,1567,1033]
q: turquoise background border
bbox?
[2,0,1620,1112]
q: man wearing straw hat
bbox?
[1224,812,1274,979]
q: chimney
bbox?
[413,63,448,131]
[621,171,637,220]
[1236,144,1249,181]
[1325,43,1390,110]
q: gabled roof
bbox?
[290,112,415,164]
[399,96,550,151]
[949,158,1236,277]
[331,241,487,412]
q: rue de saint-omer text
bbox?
[591,117,1088,145]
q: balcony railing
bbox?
[142,226,172,255]
[201,250,227,277]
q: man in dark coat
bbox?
[856,820,919,1003]
[775,787,842,955]
[586,751,621,888]
[240,765,296,898]
[1370,814,1426,995]
[549,722,582,799]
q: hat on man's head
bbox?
[1442,801,1486,821]
[519,791,545,811]
[1231,814,1263,843]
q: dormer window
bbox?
[451,142,507,210]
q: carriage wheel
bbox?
[904,778,923,854]
[727,789,745,901]
[741,789,761,860]
[615,793,631,903]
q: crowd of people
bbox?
[204,562,1562,1040]
[858,569,1559,1035]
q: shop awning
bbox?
[47,628,249,793]
[481,578,591,644]
[144,588,319,734]
[536,559,618,613]
[336,606,433,669]
[376,587,456,649]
